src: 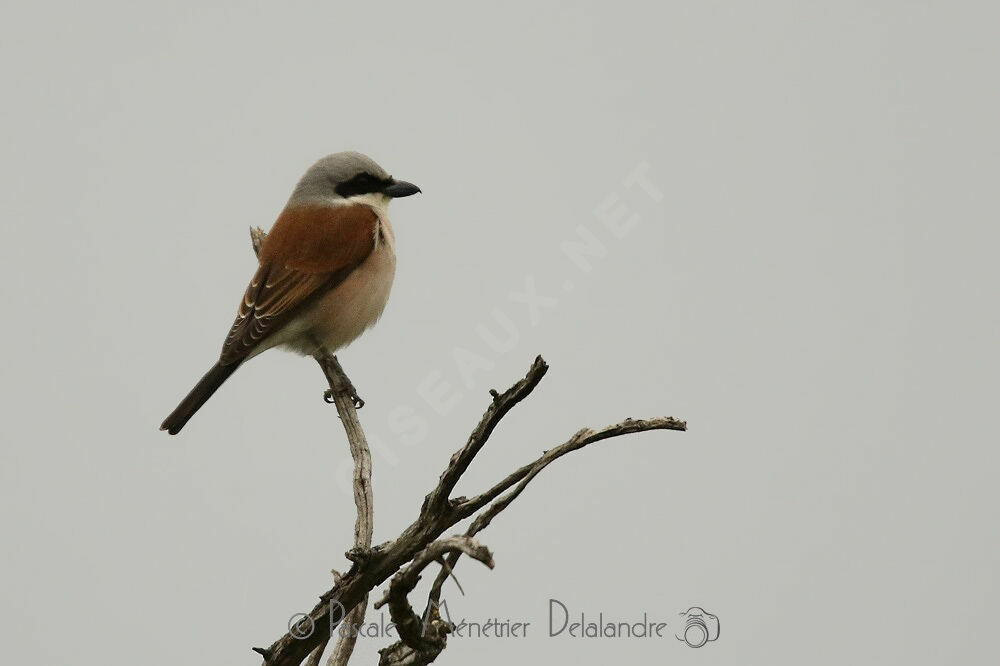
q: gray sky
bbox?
[2,1,998,664]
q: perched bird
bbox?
[160,151,420,434]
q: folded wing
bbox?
[220,204,380,365]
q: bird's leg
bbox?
[318,352,365,409]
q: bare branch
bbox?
[313,353,374,666]
[374,537,494,610]
[304,639,330,666]
[426,416,687,607]
[421,356,548,516]
[250,351,685,666]
[373,537,494,665]
[314,353,375,553]
[457,416,687,523]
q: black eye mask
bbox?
[334,172,393,198]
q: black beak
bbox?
[382,179,421,198]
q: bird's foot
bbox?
[317,352,365,409]
[324,387,365,409]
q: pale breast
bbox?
[297,219,397,353]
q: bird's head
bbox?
[289,151,421,206]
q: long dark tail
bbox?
[160,362,240,435]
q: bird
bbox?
[160,151,420,435]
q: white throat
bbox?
[338,192,392,219]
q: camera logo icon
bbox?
[675,607,720,648]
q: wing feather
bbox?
[219,204,379,365]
